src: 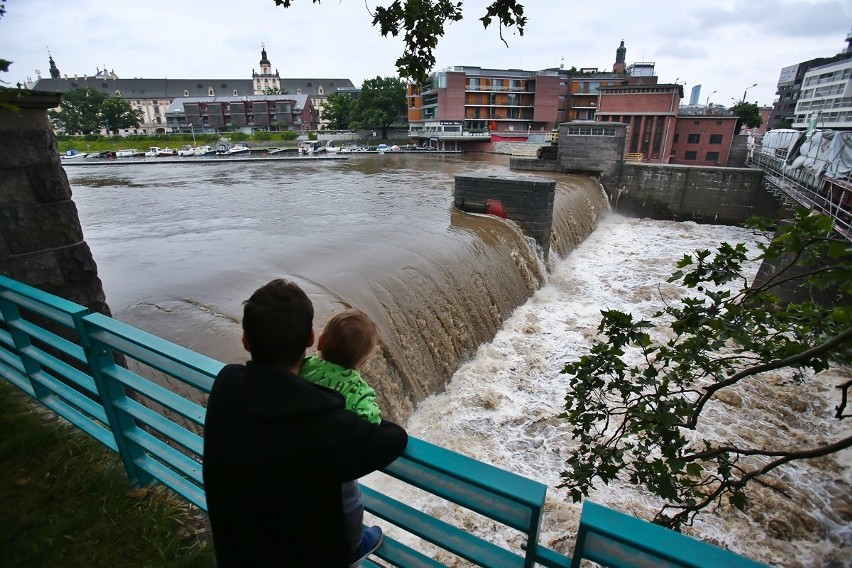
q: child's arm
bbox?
[350,379,382,425]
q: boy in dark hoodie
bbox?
[203,280,407,567]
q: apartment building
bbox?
[791,57,852,131]
[406,67,562,150]
[769,30,852,130]
[165,95,318,132]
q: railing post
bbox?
[75,314,154,487]
[0,297,73,401]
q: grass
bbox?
[0,380,215,567]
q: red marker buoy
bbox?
[485,199,506,218]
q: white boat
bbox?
[61,149,88,159]
[144,146,161,157]
[226,142,251,155]
[178,145,197,157]
[115,149,140,158]
[194,145,214,156]
[157,147,177,157]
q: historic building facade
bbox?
[32,47,354,134]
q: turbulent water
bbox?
[66,155,850,566]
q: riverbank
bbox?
[0,380,213,567]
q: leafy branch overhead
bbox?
[272,0,526,83]
[560,208,852,530]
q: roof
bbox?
[165,94,313,114]
[32,76,357,99]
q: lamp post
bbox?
[705,90,717,108]
[741,83,757,103]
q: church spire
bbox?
[47,46,61,79]
[613,39,627,73]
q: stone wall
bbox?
[0,89,112,315]
[614,162,779,224]
[556,121,627,188]
[454,174,556,258]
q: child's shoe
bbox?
[349,525,383,567]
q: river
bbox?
[65,154,850,566]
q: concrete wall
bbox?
[557,122,627,188]
[614,162,779,224]
[454,174,556,258]
[0,89,112,316]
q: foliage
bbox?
[730,101,763,133]
[351,76,407,138]
[323,92,356,130]
[0,380,213,566]
[99,96,142,134]
[262,86,288,95]
[560,208,852,530]
[272,0,526,83]
[48,88,139,135]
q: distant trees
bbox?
[350,76,406,138]
[730,101,763,133]
[49,88,140,135]
[322,77,406,136]
[322,92,356,131]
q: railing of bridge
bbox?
[750,147,851,239]
[0,274,769,567]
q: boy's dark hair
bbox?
[320,309,379,369]
[242,279,314,366]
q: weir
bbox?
[359,177,609,422]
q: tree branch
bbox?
[684,326,852,428]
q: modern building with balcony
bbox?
[791,56,852,131]
[405,41,665,151]
[768,30,852,130]
[164,94,318,133]
[406,67,562,151]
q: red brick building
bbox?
[595,84,683,162]
[670,115,739,166]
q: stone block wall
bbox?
[556,121,627,188]
[454,174,556,258]
[0,89,112,315]
[614,162,779,224]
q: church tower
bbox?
[48,52,61,79]
[252,44,281,94]
[613,39,627,73]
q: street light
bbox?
[741,83,757,103]
[705,90,717,108]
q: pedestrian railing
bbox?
[0,274,767,567]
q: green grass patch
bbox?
[56,133,300,154]
[0,380,214,567]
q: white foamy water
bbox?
[365,214,851,567]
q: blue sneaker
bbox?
[349,525,383,567]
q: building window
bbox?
[115,90,121,96]
[706,151,720,161]
[234,90,238,96]
[318,86,324,95]
[184,89,190,96]
[709,134,723,144]
[687,134,700,143]
[208,88,215,96]
[684,151,697,160]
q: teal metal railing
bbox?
[0,275,768,567]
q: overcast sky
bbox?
[2,0,850,108]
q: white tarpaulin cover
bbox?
[787,130,852,180]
